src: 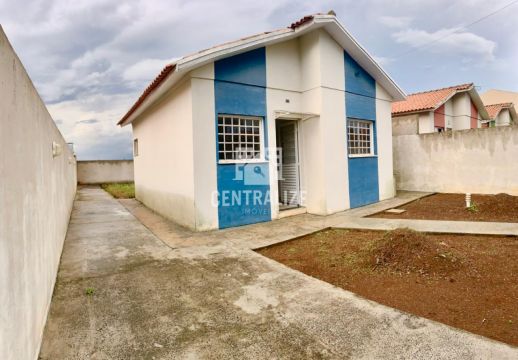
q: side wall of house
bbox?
[496,109,511,126]
[132,78,196,229]
[452,92,472,130]
[434,104,445,128]
[470,100,479,129]
[0,28,77,360]
[392,114,418,135]
[444,99,454,129]
[418,112,434,134]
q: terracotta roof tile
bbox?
[485,102,513,120]
[289,15,315,29]
[392,83,473,115]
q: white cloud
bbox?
[379,16,412,29]
[372,55,393,66]
[47,93,135,160]
[393,27,496,61]
[123,58,178,82]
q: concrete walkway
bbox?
[120,191,518,251]
[333,217,518,236]
[40,187,518,359]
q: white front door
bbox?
[277,121,300,208]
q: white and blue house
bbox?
[118,13,406,231]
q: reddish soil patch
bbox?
[257,229,518,345]
[371,193,518,222]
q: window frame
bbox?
[347,118,375,158]
[217,114,265,164]
[133,138,138,157]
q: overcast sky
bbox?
[1,0,517,159]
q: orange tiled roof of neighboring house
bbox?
[392,83,473,115]
[484,103,513,120]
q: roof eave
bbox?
[392,108,434,117]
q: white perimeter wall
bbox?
[0,27,77,360]
[132,78,196,229]
[394,126,518,195]
[77,160,134,184]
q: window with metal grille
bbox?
[347,119,373,156]
[217,115,263,162]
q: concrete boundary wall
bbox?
[77,160,134,184]
[0,27,77,359]
[393,126,518,195]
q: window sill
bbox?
[348,154,377,159]
[218,159,268,165]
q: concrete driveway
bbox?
[39,187,517,359]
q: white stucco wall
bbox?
[376,83,395,201]
[444,99,453,129]
[299,31,327,215]
[496,109,511,126]
[191,64,219,230]
[0,27,77,360]
[319,30,349,213]
[452,92,471,130]
[77,160,134,184]
[132,78,196,229]
[418,112,434,134]
[393,127,518,195]
[283,29,349,215]
[266,38,304,219]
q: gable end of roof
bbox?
[118,13,406,126]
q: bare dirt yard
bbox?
[370,193,518,222]
[257,228,518,346]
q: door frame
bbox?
[275,118,301,210]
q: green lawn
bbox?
[101,182,135,199]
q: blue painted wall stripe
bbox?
[214,47,271,228]
[345,51,380,208]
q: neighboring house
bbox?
[118,13,405,231]
[392,83,488,135]
[482,103,517,127]
[480,89,518,127]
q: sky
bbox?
[1,0,517,160]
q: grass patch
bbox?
[101,182,135,199]
[85,287,95,296]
